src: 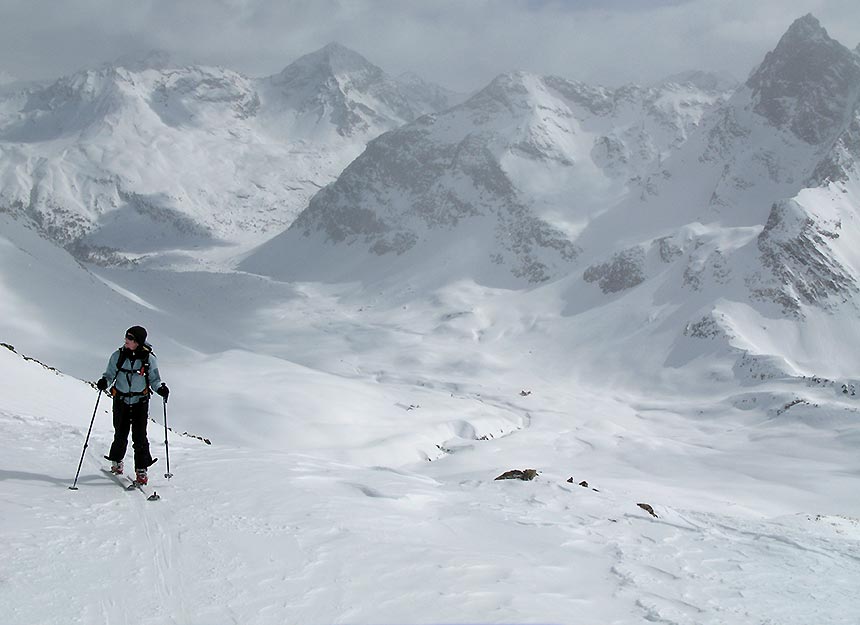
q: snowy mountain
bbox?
[0,44,455,266]
[242,70,732,285]
[558,14,860,387]
[241,14,860,390]
[577,14,860,311]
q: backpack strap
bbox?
[114,347,127,375]
[140,344,153,393]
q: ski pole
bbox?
[162,395,173,479]
[69,390,103,490]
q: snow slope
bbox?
[3,196,860,622]
[3,266,860,624]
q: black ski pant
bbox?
[107,396,154,471]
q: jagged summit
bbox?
[271,42,383,84]
[461,71,544,112]
[746,13,860,144]
[263,42,448,138]
[782,13,827,42]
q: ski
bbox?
[100,468,128,489]
[127,476,161,501]
[101,468,160,500]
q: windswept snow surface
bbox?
[2,212,860,624]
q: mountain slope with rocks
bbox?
[577,14,860,311]
[562,13,860,385]
[242,70,732,285]
[242,15,860,389]
[0,45,457,267]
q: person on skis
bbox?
[96,326,169,485]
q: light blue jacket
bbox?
[102,346,163,405]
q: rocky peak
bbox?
[265,43,431,136]
[780,13,827,43]
[461,71,536,114]
[746,13,860,144]
[19,65,125,115]
[272,42,384,87]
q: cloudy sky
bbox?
[2,0,859,90]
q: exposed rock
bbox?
[495,469,538,481]
[684,315,725,339]
[637,503,658,518]
[657,236,684,263]
[809,109,860,185]
[583,247,646,293]
[754,199,857,314]
[746,14,860,145]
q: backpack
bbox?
[112,343,154,397]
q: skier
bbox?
[96,326,169,486]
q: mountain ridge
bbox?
[0,43,457,265]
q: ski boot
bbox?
[134,468,148,486]
[110,460,124,475]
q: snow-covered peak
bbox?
[269,42,388,93]
[746,13,860,144]
[780,13,828,44]
[263,43,449,138]
[284,42,378,79]
[0,65,138,142]
[460,71,549,115]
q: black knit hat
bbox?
[126,326,148,345]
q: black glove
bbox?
[96,377,108,391]
[156,383,169,402]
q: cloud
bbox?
[1,0,858,91]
